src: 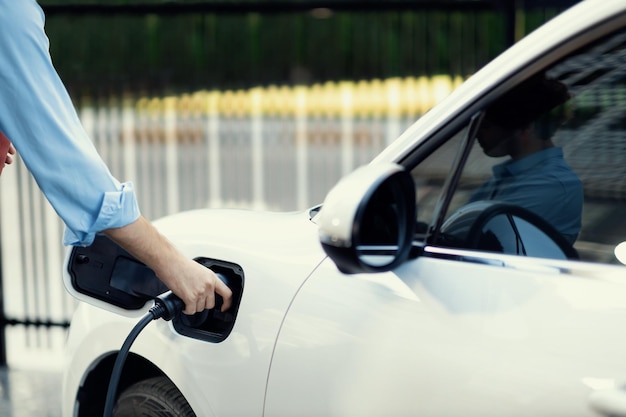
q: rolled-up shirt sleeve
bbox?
[62,181,140,246]
[0,0,141,246]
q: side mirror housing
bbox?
[318,163,416,274]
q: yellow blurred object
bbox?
[135,75,465,119]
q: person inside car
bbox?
[468,73,583,244]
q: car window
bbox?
[410,126,470,238]
[430,27,626,264]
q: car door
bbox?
[265,7,626,417]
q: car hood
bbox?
[152,207,330,314]
[153,207,326,266]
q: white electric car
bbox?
[63,1,626,416]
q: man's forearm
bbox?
[104,216,180,280]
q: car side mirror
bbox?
[318,163,416,274]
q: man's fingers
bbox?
[183,302,197,316]
[201,292,214,313]
[215,279,233,312]
[179,269,233,315]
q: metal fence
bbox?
[0,75,458,367]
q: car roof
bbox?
[372,0,626,165]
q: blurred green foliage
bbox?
[38,2,564,96]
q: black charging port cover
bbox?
[67,234,168,310]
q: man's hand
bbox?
[156,252,233,315]
[105,216,233,315]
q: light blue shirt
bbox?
[0,0,140,246]
[469,147,583,244]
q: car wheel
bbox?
[113,376,196,417]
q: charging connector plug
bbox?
[150,291,185,321]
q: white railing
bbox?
[0,75,461,367]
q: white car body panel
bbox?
[63,209,326,416]
[267,252,626,416]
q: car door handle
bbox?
[589,386,626,416]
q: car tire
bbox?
[113,376,196,417]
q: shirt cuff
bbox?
[63,181,141,246]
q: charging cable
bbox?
[102,291,184,417]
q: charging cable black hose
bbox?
[103,292,184,417]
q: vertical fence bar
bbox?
[385,78,401,146]
[250,88,265,209]
[122,95,138,191]
[17,164,35,349]
[340,81,354,175]
[164,97,180,215]
[0,153,22,366]
[295,86,308,209]
[42,193,64,325]
[206,92,222,208]
[135,99,151,219]
[30,175,46,349]
[106,98,123,178]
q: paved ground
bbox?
[0,367,62,417]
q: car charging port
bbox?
[67,234,245,343]
[173,258,244,343]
